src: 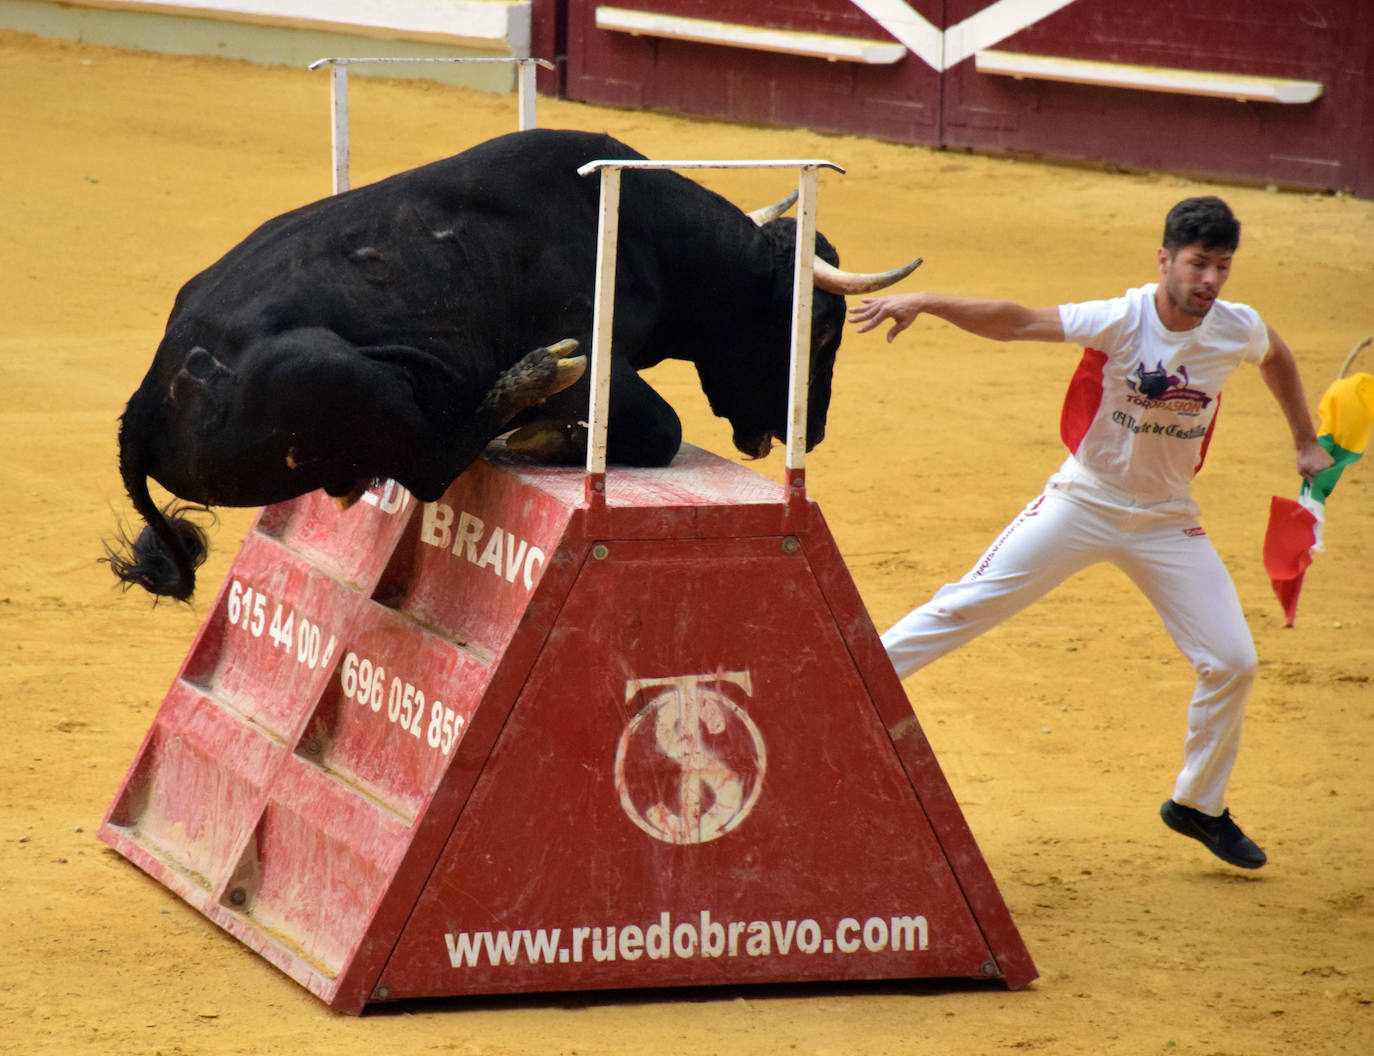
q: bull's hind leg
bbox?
[340,338,586,504]
[506,356,682,467]
[424,338,586,481]
[479,339,587,422]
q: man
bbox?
[848,196,1332,869]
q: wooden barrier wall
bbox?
[532,0,1373,198]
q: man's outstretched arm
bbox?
[848,292,1065,344]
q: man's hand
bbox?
[1297,438,1335,481]
[848,294,927,342]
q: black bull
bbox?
[105,129,918,601]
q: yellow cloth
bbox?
[1319,371,1374,456]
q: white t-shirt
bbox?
[1056,283,1269,503]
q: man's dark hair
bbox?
[1165,193,1242,252]
[1163,196,1240,254]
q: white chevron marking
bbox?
[846,0,1079,71]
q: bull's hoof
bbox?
[491,339,586,411]
[505,419,587,463]
[542,339,587,399]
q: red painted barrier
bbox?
[545,0,1374,198]
[101,443,1035,1012]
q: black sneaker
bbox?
[1160,800,1267,869]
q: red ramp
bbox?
[100,443,1035,1012]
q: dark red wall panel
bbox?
[941,0,1372,196]
[540,1,1373,198]
[561,0,944,145]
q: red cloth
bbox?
[1263,496,1318,627]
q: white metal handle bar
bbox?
[575,158,844,507]
[310,57,556,193]
[577,160,845,173]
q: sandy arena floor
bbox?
[2,29,1371,1056]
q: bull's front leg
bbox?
[504,419,588,463]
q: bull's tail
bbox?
[102,413,210,602]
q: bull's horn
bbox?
[747,190,798,226]
[1338,333,1370,379]
[813,256,923,295]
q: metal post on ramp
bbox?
[582,163,619,508]
[309,57,555,194]
[785,163,822,513]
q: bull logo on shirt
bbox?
[1127,360,1213,415]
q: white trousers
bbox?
[881,469,1258,816]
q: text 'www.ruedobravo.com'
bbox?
[445,911,930,968]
